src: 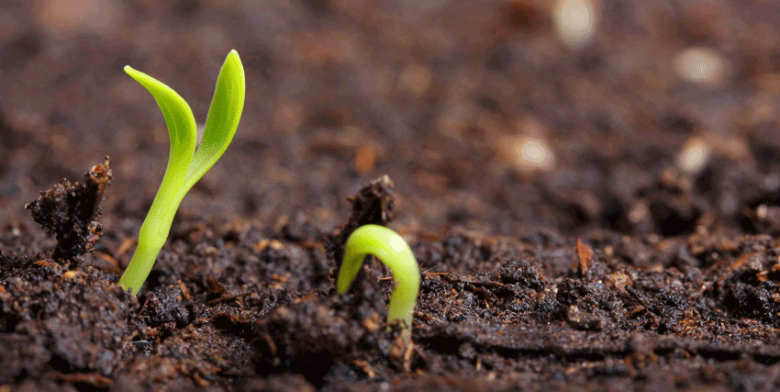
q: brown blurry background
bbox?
[2,0,780,240]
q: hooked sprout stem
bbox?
[337,224,420,343]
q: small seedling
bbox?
[337,224,420,343]
[118,50,245,295]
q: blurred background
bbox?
[2,0,780,240]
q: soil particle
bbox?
[326,175,397,268]
[494,258,549,290]
[25,158,112,267]
[138,283,195,328]
[565,304,606,331]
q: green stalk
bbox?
[337,224,420,343]
[117,50,245,295]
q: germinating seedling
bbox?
[118,50,245,295]
[337,224,420,343]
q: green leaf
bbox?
[180,49,246,195]
[122,65,197,239]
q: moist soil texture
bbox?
[4,0,780,391]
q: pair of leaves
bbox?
[123,50,245,206]
[118,50,245,294]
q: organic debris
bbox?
[25,157,112,267]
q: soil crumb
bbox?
[25,157,112,267]
[327,175,397,267]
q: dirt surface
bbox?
[4,0,780,390]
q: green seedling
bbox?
[118,50,245,295]
[337,224,420,343]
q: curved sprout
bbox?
[118,50,246,295]
[337,224,420,343]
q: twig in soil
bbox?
[117,50,245,295]
[337,224,420,345]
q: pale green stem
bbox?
[116,51,244,295]
[337,224,420,343]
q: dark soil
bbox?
[25,157,111,266]
[4,0,780,391]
